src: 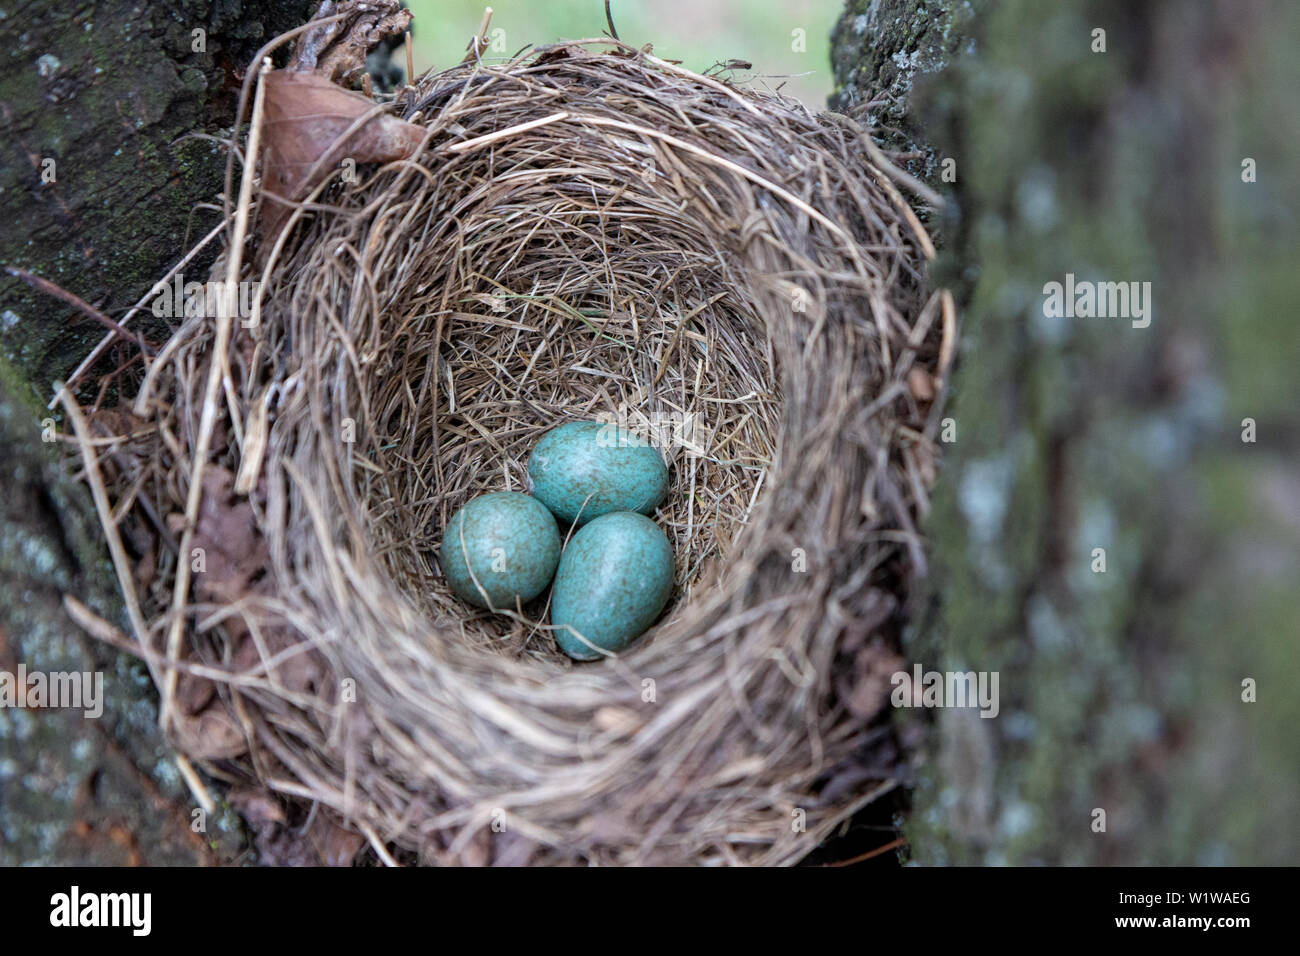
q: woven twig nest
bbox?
[79,23,949,865]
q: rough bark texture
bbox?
[0,354,251,863]
[0,0,317,398]
[833,0,1300,864]
[0,0,317,865]
[829,0,972,175]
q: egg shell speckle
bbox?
[440,492,561,610]
[551,511,675,660]
[527,421,668,526]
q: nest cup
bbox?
[96,41,944,865]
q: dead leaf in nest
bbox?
[170,704,248,760]
[226,787,286,827]
[174,671,216,716]
[85,404,147,442]
[229,788,366,866]
[534,45,575,66]
[192,467,268,606]
[307,813,366,867]
[259,70,425,252]
[188,466,328,693]
[161,465,328,760]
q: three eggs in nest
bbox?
[439,421,674,660]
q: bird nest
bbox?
[69,9,952,865]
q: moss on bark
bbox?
[0,0,316,398]
[0,352,250,863]
[833,0,1300,864]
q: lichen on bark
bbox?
[829,0,973,177]
[834,0,1300,864]
[0,0,317,397]
[0,352,247,864]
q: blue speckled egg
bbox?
[551,511,675,660]
[440,492,561,610]
[527,421,668,526]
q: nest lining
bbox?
[88,40,945,865]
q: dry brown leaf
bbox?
[189,466,327,694]
[307,813,366,867]
[259,71,425,252]
[171,705,247,760]
[226,788,287,827]
[162,466,326,760]
[174,671,216,716]
[192,467,268,606]
[228,789,323,866]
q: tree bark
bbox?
[0,0,317,396]
[833,0,1300,864]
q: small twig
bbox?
[6,266,148,350]
[462,7,493,63]
[605,0,620,41]
[820,836,907,867]
[447,111,570,153]
[936,288,957,386]
[161,57,272,734]
[174,753,217,816]
[873,167,937,261]
[56,408,160,687]
[63,594,148,660]
[361,822,400,867]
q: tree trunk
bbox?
[0,0,317,395]
[832,0,1300,864]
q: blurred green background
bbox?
[404,0,840,106]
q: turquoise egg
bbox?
[551,511,675,660]
[440,492,561,610]
[527,421,668,526]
